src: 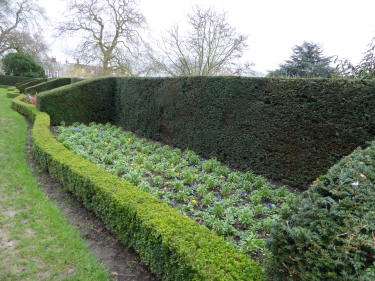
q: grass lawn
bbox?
[0,88,110,281]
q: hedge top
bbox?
[25,78,72,95]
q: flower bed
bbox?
[56,122,297,259]
[12,95,263,281]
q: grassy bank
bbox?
[0,88,110,280]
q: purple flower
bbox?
[222,178,226,182]
[268,203,274,208]
[191,184,195,189]
[241,191,245,196]
[171,202,175,207]
[202,170,206,173]
[75,128,81,132]
[181,211,185,216]
[119,146,123,151]
[198,162,201,166]
[78,144,83,149]
[217,195,222,200]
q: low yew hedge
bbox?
[6,86,20,98]
[12,95,263,281]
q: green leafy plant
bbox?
[152,175,164,187]
[238,207,255,227]
[55,121,297,259]
[2,52,46,78]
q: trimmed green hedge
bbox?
[16,78,47,93]
[7,92,20,98]
[37,77,116,125]
[71,77,86,83]
[37,77,375,187]
[12,95,262,281]
[25,78,72,95]
[0,74,33,86]
[265,140,375,280]
[7,87,20,98]
[114,77,375,187]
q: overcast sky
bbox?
[39,0,375,74]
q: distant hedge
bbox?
[0,75,33,86]
[6,86,20,98]
[37,77,116,125]
[70,77,86,83]
[16,78,47,93]
[38,77,375,187]
[13,94,263,281]
[265,139,375,280]
[25,78,72,95]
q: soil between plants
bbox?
[24,120,158,281]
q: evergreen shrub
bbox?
[114,77,375,187]
[25,78,72,95]
[6,86,20,98]
[37,76,375,187]
[0,74,33,86]
[37,77,116,125]
[16,78,47,92]
[265,140,375,280]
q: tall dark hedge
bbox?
[114,77,375,187]
[37,76,375,187]
[265,140,375,280]
[0,75,33,86]
[25,78,72,95]
[37,77,116,125]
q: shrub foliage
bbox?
[37,77,116,125]
[16,78,47,93]
[0,74,33,86]
[37,77,375,187]
[6,86,20,98]
[25,78,72,95]
[114,77,375,187]
[2,52,46,78]
[265,141,375,280]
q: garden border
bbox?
[11,94,263,281]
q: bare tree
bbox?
[5,31,48,62]
[57,0,145,75]
[334,36,375,79]
[149,7,250,76]
[0,0,45,56]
